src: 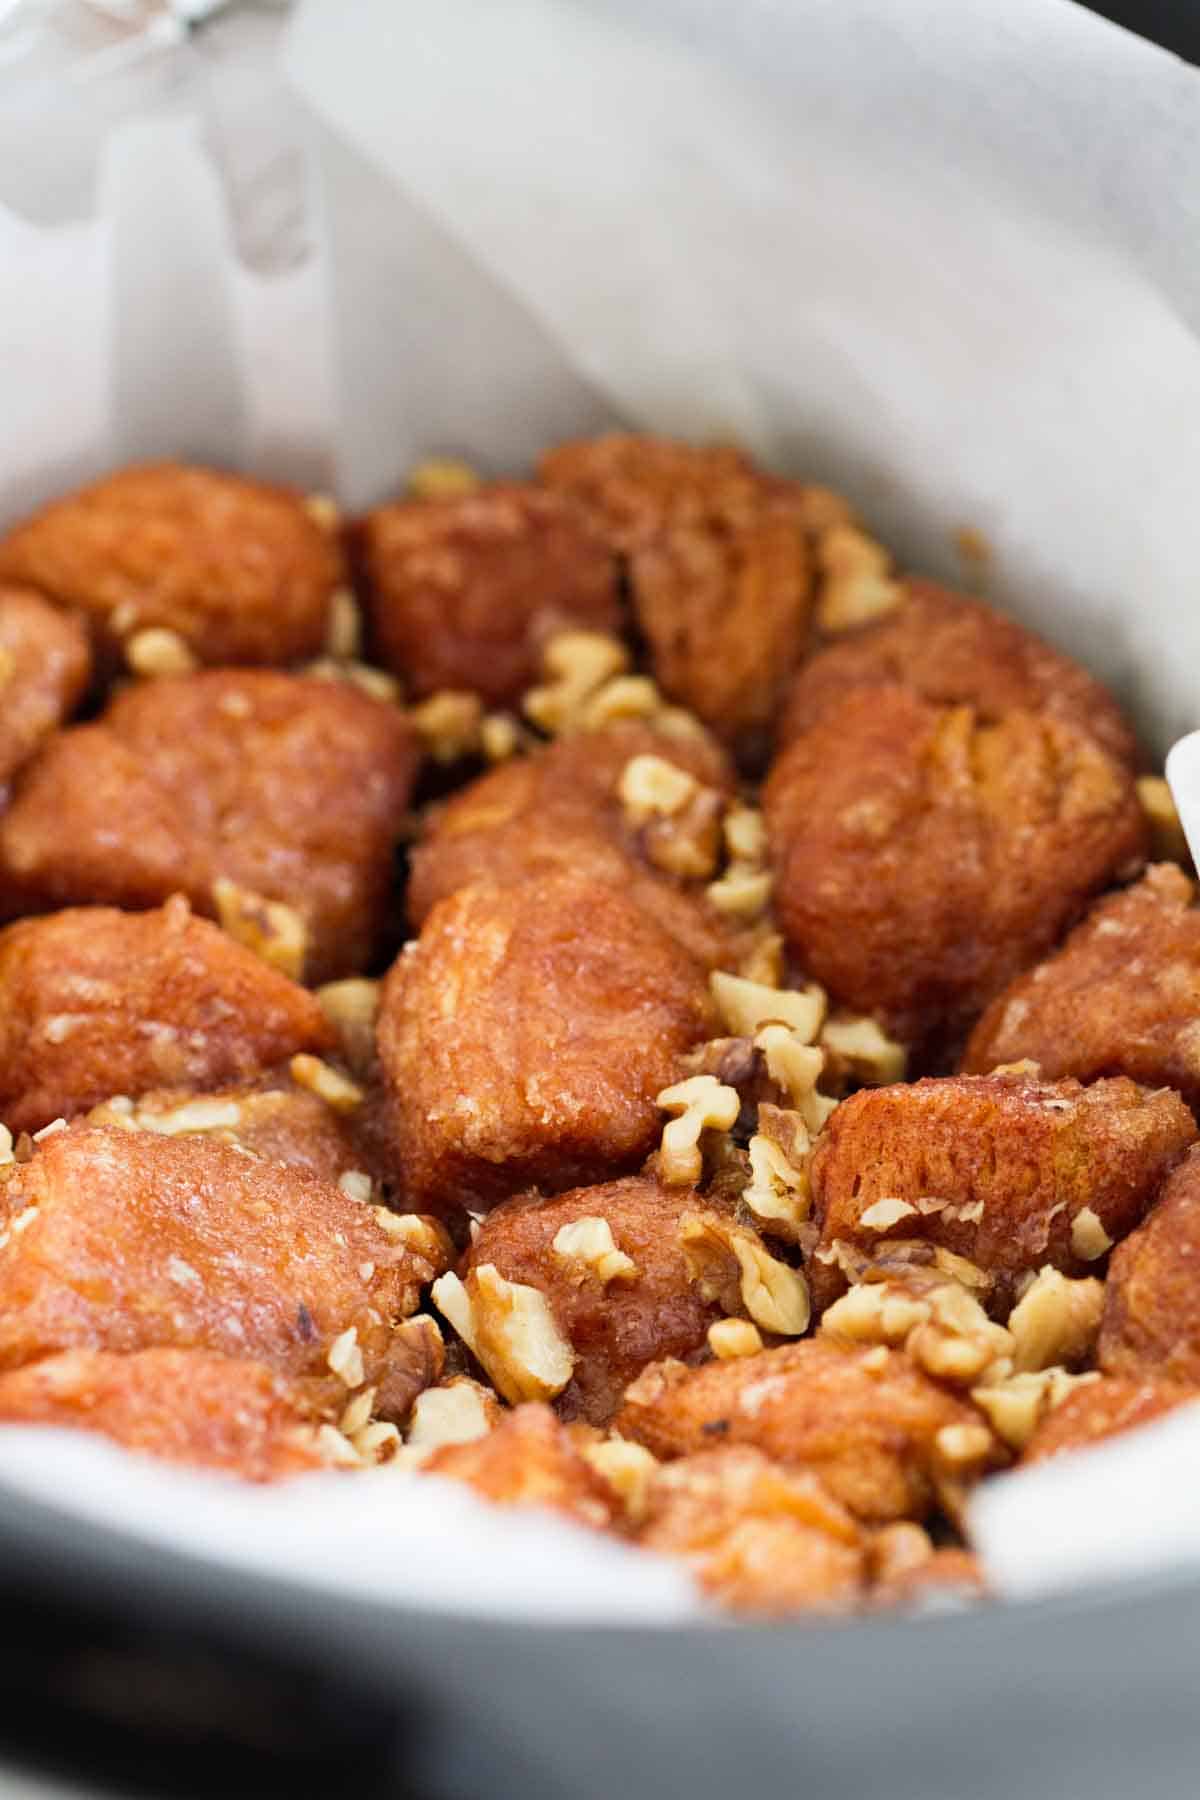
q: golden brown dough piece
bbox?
[407,721,740,971]
[0,463,344,666]
[963,866,1200,1107]
[0,586,91,783]
[0,1125,447,1420]
[809,1073,1195,1296]
[616,1340,993,1524]
[422,1404,618,1529]
[0,1348,340,1481]
[540,434,821,753]
[358,483,621,704]
[377,874,716,1214]
[763,684,1147,1055]
[460,1176,726,1424]
[0,898,333,1134]
[0,671,419,982]
[1021,1376,1199,1464]
[84,1081,368,1188]
[778,579,1138,767]
[1099,1150,1200,1386]
[636,1447,865,1616]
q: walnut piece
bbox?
[707,1318,765,1360]
[125,626,198,677]
[655,1074,741,1185]
[522,630,629,735]
[289,1054,364,1114]
[407,457,481,499]
[409,689,484,764]
[407,1377,501,1450]
[551,1216,639,1285]
[679,1210,811,1336]
[1070,1206,1114,1262]
[213,877,309,982]
[971,1366,1101,1451]
[710,971,826,1042]
[431,1265,576,1404]
[819,1014,907,1088]
[814,524,901,633]
[742,1124,812,1237]
[1007,1265,1104,1373]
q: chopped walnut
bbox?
[212,877,309,982]
[288,1054,364,1114]
[819,1014,907,1089]
[742,1119,812,1239]
[407,457,480,500]
[710,971,826,1042]
[579,674,661,730]
[327,1325,365,1390]
[971,1367,1101,1451]
[480,712,525,763]
[522,630,629,735]
[857,1196,918,1233]
[1070,1207,1114,1262]
[723,805,767,865]
[707,1318,765,1360]
[304,492,340,531]
[1136,775,1190,865]
[581,1437,660,1524]
[814,524,901,633]
[372,1210,455,1271]
[619,754,723,880]
[754,1025,836,1133]
[821,1272,1014,1388]
[679,1210,811,1336]
[305,657,403,703]
[655,1075,741,1185]
[410,689,484,764]
[1007,1266,1104,1373]
[315,977,380,1077]
[738,929,785,988]
[407,1377,501,1450]
[705,865,773,918]
[551,1216,639,1285]
[125,626,198,677]
[431,1265,576,1405]
[324,588,362,660]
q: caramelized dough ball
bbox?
[763,685,1147,1053]
[0,671,419,981]
[0,463,343,665]
[460,1175,726,1424]
[540,434,819,751]
[963,866,1200,1108]
[636,1446,865,1617]
[1100,1151,1200,1386]
[1022,1376,1199,1465]
[0,898,333,1134]
[810,1073,1195,1294]
[616,1340,988,1524]
[408,721,740,971]
[358,483,621,704]
[778,579,1137,767]
[86,1081,367,1188]
[0,586,91,783]
[423,1403,618,1529]
[378,875,716,1214]
[0,1125,445,1420]
[0,1348,337,1481]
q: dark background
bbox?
[1084,0,1200,60]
